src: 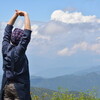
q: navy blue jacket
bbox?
[0,24,32,100]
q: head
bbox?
[11,28,24,45]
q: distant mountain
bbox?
[34,66,83,78]
[1,66,100,97]
[33,65,100,78]
[31,72,100,97]
[74,65,100,75]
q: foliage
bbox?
[31,87,100,100]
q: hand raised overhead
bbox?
[15,10,28,16]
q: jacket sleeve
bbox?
[14,29,32,62]
[2,24,13,55]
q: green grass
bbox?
[31,88,100,100]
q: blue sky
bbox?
[0,0,100,21]
[0,0,100,78]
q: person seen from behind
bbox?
[0,10,32,100]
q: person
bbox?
[0,10,32,100]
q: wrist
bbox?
[14,13,18,17]
[24,12,28,16]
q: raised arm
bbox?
[7,11,18,25]
[2,11,18,55]
[24,12,31,30]
[15,10,31,30]
[14,10,32,62]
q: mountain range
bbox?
[30,66,100,97]
[0,65,100,97]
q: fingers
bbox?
[15,10,24,16]
[15,10,28,17]
[15,10,21,16]
[15,10,18,12]
[15,10,19,15]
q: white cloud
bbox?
[57,42,88,56]
[90,44,100,54]
[51,10,100,23]
[96,37,100,42]
[43,21,66,34]
[1,10,100,56]
[29,10,100,55]
[57,48,75,56]
[57,42,100,56]
[14,19,24,29]
[31,24,38,35]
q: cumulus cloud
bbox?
[51,10,100,23]
[31,24,38,35]
[57,42,88,56]
[57,42,100,56]
[28,10,100,56]
[0,10,100,56]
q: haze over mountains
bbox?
[33,65,100,78]
[0,65,100,97]
[30,66,100,97]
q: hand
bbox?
[15,10,27,16]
